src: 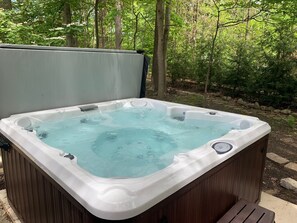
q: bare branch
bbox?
[212,0,219,10]
[139,12,154,31]
[220,9,264,28]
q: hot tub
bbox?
[0,98,271,223]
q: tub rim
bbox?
[0,98,271,220]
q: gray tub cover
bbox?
[0,44,144,119]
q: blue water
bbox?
[33,107,236,178]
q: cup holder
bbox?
[212,142,233,154]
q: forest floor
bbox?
[146,82,297,205]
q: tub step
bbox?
[217,199,275,223]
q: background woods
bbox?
[0,0,296,108]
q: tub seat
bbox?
[217,199,275,223]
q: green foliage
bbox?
[167,37,211,86]
[223,42,256,97]
[166,0,297,108]
[253,4,297,107]
[286,115,296,129]
[167,51,197,84]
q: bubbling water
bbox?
[34,107,236,178]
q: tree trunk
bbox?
[115,0,123,49]
[205,8,220,93]
[0,0,12,10]
[152,4,159,92]
[132,3,139,50]
[152,0,169,95]
[63,2,77,47]
[94,0,100,48]
[99,0,106,48]
[245,0,252,41]
[133,13,139,50]
[163,0,171,91]
[187,0,199,46]
[156,0,165,99]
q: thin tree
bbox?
[152,3,159,92]
[115,0,123,49]
[245,0,252,41]
[163,0,171,91]
[63,1,77,47]
[132,2,140,50]
[152,0,165,98]
[94,0,100,48]
[83,1,95,48]
[99,0,107,48]
[204,0,220,94]
[152,0,171,98]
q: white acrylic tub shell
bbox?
[0,98,271,220]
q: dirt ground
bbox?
[146,85,297,205]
